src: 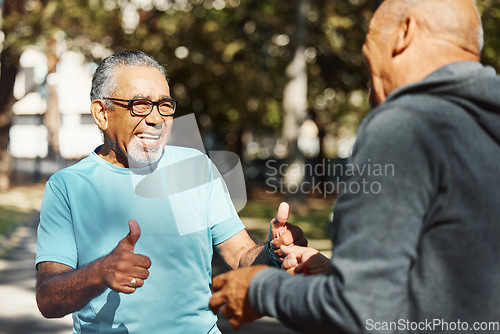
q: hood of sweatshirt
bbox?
[384,61,500,144]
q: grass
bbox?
[0,205,35,257]
[0,206,32,236]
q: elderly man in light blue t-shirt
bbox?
[35,50,306,334]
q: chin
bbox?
[127,141,165,170]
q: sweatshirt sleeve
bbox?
[249,106,446,334]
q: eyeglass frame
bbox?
[102,97,177,116]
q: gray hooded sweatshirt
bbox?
[249,61,500,333]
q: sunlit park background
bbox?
[0,0,500,332]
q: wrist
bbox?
[91,256,110,288]
[265,240,283,268]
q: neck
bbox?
[391,40,480,97]
[97,141,129,168]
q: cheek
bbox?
[111,117,142,142]
[163,118,174,141]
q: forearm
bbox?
[240,242,281,268]
[240,244,265,267]
[249,268,362,334]
[36,259,107,318]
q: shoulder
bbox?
[358,105,438,146]
[352,104,446,167]
[48,155,96,184]
[161,146,213,174]
[162,145,207,163]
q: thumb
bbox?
[274,202,290,227]
[120,219,141,250]
[269,202,290,240]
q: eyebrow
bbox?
[132,94,172,100]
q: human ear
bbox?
[393,16,417,56]
[91,100,109,131]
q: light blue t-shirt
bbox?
[36,146,245,334]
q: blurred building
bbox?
[10,48,101,162]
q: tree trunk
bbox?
[281,0,309,203]
[0,48,20,191]
[44,41,61,160]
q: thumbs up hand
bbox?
[100,219,151,293]
[268,202,290,240]
[267,202,308,263]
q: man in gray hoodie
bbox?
[209,0,500,333]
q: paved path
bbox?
[0,220,73,334]
[0,219,298,334]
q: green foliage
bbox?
[5,0,498,158]
[2,0,122,59]
[0,206,30,235]
[477,0,500,71]
[2,0,378,155]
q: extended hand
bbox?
[209,265,267,330]
[268,202,308,261]
[100,219,151,293]
[281,245,333,275]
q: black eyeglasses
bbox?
[103,97,177,116]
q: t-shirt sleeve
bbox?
[206,158,245,246]
[249,107,444,333]
[36,177,78,269]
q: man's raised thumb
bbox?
[274,202,290,227]
[121,219,141,250]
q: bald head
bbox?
[362,0,483,106]
[376,0,483,55]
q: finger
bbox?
[229,317,243,331]
[280,244,308,258]
[221,305,233,318]
[121,286,137,294]
[121,278,140,294]
[133,254,152,269]
[294,262,306,274]
[272,224,307,248]
[269,218,285,240]
[271,231,294,248]
[131,267,150,280]
[280,244,297,256]
[211,273,227,292]
[209,292,226,314]
[282,252,298,271]
[275,202,290,227]
[128,277,144,288]
[120,219,141,250]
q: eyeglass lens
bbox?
[132,100,175,116]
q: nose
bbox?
[144,104,165,127]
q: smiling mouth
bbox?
[137,133,162,140]
[136,132,163,148]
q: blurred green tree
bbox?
[0,0,123,189]
[2,0,497,192]
[0,0,394,190]
[477,0,500,72]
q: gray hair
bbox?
[90,50,168,108]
